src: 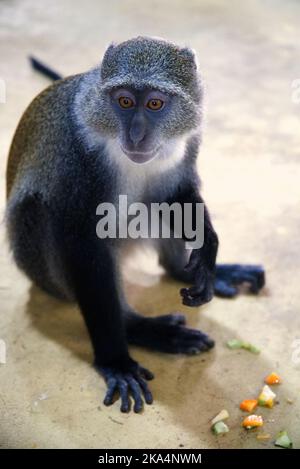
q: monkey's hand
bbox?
[180,248,215,307]
[96,358,154,413]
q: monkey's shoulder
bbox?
[6,74,83,197]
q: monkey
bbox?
[6,37,265,413]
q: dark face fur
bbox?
[110,87,174,163]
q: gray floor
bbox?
[0,0,299,449]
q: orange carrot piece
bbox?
[242,415,263,429]
[265,372,282,385]
[239,399,258,412]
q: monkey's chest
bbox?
[116,165,168,205]
[114,169,170,243]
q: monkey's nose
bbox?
[129,117,146,146]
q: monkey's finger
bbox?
[103,378,117,406]
[180,285,204,300]
[127,377,143,413]
[182,334,215,352]
[214,280,238,298]
[155,313,186,326]
[200,333,215,349]
[232,272,259,293]
[180,287,198,303]
[225,264,265,290]
[252,267,265,290]
[119,380,130,413]
[181,284,213,306]
[181,292,212,307]
[135,376,153,405]
[180,287,194,299]
[139,366,154,381]
[180,327,214,344]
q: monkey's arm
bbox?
[165,186,218,307]
[61,225,153,413]
[179,202,265,301]
[180,202,218,307]
[162,186,265,301]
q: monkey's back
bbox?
[6,74,82,199]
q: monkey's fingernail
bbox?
[120,402,130,413]
[180,288,189,297]
[140,368,154,380]
[133,401,143,413]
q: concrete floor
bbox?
[0,0,300,449]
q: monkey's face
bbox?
[108,86,198,164]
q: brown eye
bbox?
[147,99,164,111]
[118,96,134,109]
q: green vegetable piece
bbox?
[275,431,293,449]
[226,339,243,349]
[212,421,229,435]
[242,342,261,354]
[226,339,260,354]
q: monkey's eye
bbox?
[146,99,164,111]
[118,97,134,109]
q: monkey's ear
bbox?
[101,42,118,78]
[179,47,199,70]
[103,42,117,61]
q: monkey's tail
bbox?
[29,56,63,81]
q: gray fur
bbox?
[74,36,202,144]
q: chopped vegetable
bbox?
[242,414,263,429]
[258,385,276,408]
[265,372,282,385]
[212,421,229,435]
[211,409,229,425]
[275,430,293,449]
[226,339,260,354]
[256,433,271,441]
[227,339,243,349]
[242,342,261,354]
[240,399,258,412]
[286,398,293,405]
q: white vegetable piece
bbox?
[211,409,229,425]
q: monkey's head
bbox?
[77,37,202,164]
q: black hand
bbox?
[163,187,218,308]
[180,248,215,306]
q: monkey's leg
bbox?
[61,230,154,413]
[6,193,71,300]
[125,311,214,354]
[158,240,265,299]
